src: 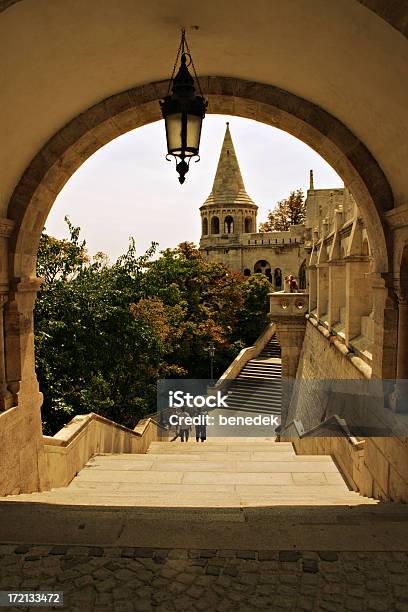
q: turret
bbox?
[200,123,258,241]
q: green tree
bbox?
[259,189,306,231]
[35,225,273,434]
[35,221,161,433]
[236,273,272,344]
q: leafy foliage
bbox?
[259,189,306,232]
[35,222,271,435]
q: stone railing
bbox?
[280,416,366,494]
[43,412,169,489]
[268,292,309,319]
[281,417,408,502]
[208,322,277,393]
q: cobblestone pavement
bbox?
[0,545,407,612]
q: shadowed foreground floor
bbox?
[0,544,407,612]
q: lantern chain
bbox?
[183,30,205,98]
[167,28,204,98]
[167,29,184,95]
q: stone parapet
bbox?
[43,413,170,490]
[268,292,308,320]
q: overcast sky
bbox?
[47,115,343,262]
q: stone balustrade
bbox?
[42,413,170,490]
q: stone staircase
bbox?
[225,335,282,415]
[4,437,376,508]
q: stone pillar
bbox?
[390,294,408,413]
[275,318,307,428]
[328,261,345,327]
[4,278,43,401]
[308,264,317,312]
[0,220,15,410]
[316,263,328,319]
[371,275,398,381]
[0,294,13,411]
[269,293,308,428]
[1,276,50,494]
[275,319,307,379]
[345,256,371,345]
[396,298,408,379]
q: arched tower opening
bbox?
[211,216,220,234]
[224,216,234,234]
[202,217,208,236]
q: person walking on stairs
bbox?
[179,410,192,442]
[195,407,208,442]
[170,408,181,442]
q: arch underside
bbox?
[7,77,393,278]
[1,1,407,38]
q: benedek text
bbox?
[218,415,279,426]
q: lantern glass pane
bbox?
[186,114,202,153]
[165,113,182,154]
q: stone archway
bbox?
[0,76,396,495]
[7,77,393,281]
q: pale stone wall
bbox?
[201,243,305,283]
[282,320,408,502]
[305,187,378,369]
[0,405,48,496]
[0,409,169,495]
[292,434,408,503]
[281,318,365,434]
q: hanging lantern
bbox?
[160,29,207,184]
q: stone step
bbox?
[239,367,281,370]
[227,396,282,403]
[147,443,294,452]
[241,362,281,368]
[145,451,298,460]
[231,384,281,390]
[236,368,281,373]
[228,389,281,395]
[83,459,339,473]
[239,371,281,377]
[232,372,282,377]
[225,390,281,395]
[220,406,281,415]
[224,402,281,409]
[5,492,369,507]
[227,389,282,398]
[105,452,334,461]
[236,372,281,382]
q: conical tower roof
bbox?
[200,123,257,210]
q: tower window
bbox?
[244,217,253,233]
[224,215,234,234]
[211,216,220,234]
[202,217,208,235]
